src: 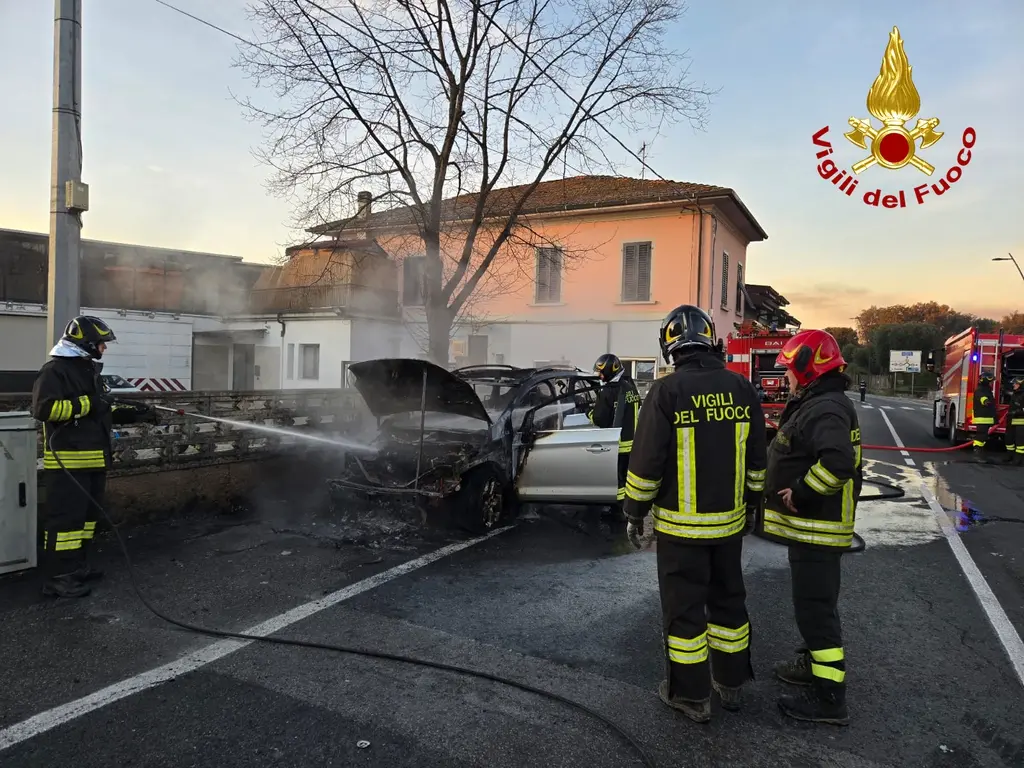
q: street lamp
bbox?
[992,253,1024,283]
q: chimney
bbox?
[356,191,372,220]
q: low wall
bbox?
[0,389,371,523]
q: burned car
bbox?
[330,359,624,532]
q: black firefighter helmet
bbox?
[64,315,116,359]
[594,353,623,383]
[659,304,716,364]
[978,371,995,386]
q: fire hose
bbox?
[45,419,658,768]
[764,420,975,453]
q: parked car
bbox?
[101,374,140,393]
[329,359,623,532]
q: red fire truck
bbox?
[929,327,1024,444]
[725,323,798,429]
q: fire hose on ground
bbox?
[48,414,659,768]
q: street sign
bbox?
[889,350,922,373]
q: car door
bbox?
[515,376,620,503]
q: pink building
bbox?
[314,175,768,381]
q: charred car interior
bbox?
[329,360,623,532]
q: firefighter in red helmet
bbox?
[764,329,861,725]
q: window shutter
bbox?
[536,248,562,303]
[720,253,730,308]
[622,243,638,301]
[549,249,561,302]
[637,242,652,301]
[536,249,549,302]
[735,263,744,314]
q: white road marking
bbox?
[0,526,514,753]
[921,486,1024,688]
[901,407,914,410]
[876,411,1024,687]
[861,404,874,409]
[881,405,894,410]
[878,409,916,466]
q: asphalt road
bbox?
[2,391,1024,768]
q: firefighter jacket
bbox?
[588,372,640,455]
[32,349,148,471]
[623,352,768,543]
[763,373,862,550]
[973,382,995,425]
[1008,388,1024,423]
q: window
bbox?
[535,247,563,304]
[402,256,426,307]
[621,242,652,302]
[720,252,730,309]
[299,344,320,380]
[341,361,353,388]
[286,343,295,380]
[735,262,744,316]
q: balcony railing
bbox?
[248,283,399,316]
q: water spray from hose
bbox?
[151,405,375,454]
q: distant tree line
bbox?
[823,302,1024,376]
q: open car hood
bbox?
[348,358,492,424]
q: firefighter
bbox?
[765,329,861,726]
[858,379,867,402]
[973,371,996,462]
[589,353,640,512]
[623,305,767,723]
[1004,377,1024,465]
[32,316,158,598]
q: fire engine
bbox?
[929,327,1024,444]
[725,323,798,428]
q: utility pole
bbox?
[47,0,87,350]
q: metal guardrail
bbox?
[0,389,370,476]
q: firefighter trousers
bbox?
[1006,422,1024,455]
[973,423,991,448]
[656,536,753,702]
[41,470,106,578]
[616,451,629,503]
[789,545,846,691]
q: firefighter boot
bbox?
[658,680,711,724]
[42,573,91,599]
[774,649,813,686]
[712,680,743,712]
[974,445,992,464]
[778,681,849,726]
[72,565,105,582]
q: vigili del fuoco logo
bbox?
[811,26,976,209]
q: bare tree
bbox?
[238,0,712,363]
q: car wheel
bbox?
[452,464,511,535]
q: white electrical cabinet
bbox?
[0,412,38,575]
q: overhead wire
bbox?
[149,0,669,181]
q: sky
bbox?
[0,0,1021,329]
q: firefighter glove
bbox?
[89,393,115,413]
[626,519,644,549]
